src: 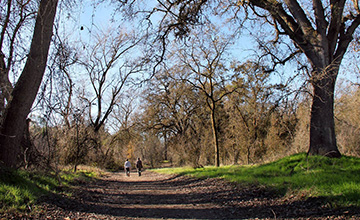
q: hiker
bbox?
[136,157,143,176]
[124,159,131,177]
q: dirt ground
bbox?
[6,170,360,219]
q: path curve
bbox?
[20,170,359,219]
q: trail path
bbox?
[25,171,358,219]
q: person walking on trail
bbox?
[136,158,143,176]
[124,159,131,177]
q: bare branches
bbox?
[0,0,37,117]
[328,0,346,57]
[313,0,328,40]
[256,39,302,73]
[79,28,145,132]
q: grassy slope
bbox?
[155,153,360,207]
[0,168,97,213]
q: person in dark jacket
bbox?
[136,158,143,176]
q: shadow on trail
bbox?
[46,172,359,219]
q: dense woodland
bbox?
[1,0,360,170]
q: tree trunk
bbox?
[0,0,58,168]
[21,119,33,169]
[210,106,220,167]
[308,69,341,158]
[164,131,168,161]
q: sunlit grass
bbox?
[155,153,360,207]
[0,167,98,213]
[0,185,33,212]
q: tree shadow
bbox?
[42,172,360,219]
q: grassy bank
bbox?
[0,167,97,213]
[155,153,360,207]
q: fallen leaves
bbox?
[2,171,359,219]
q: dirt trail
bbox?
[17,171,359,219]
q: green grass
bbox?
[0,168,97,213]
[155,153,360,207]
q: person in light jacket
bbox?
[124,159,131,177]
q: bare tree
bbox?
[140,64,205,166]
[176,25,236,166]
[80,28,144,133]
[225,60,296,164]
[232,0,360,157]
[0,0,59,168]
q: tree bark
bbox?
[0,0,58,168]
[210,104,220,167]
[308,69,341,157]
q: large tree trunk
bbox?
[308,69,341,158]
[0,0,58,168]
